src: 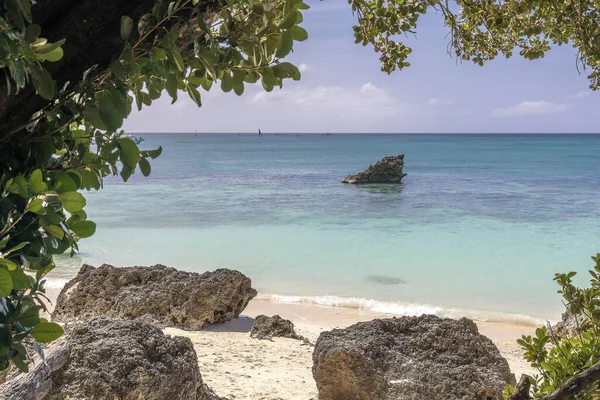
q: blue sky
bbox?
[123,0,600,133]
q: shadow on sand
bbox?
[202,315,255,333]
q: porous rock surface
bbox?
[551,309,593,341]
[342,155,407,184]
[312,315,515,400]
[250,314,306,341]
[52,264,257,330]
[46,318,226,400]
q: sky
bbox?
[123,0,600,134]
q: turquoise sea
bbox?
[50,134,600,324]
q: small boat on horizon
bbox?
[258,128,262,137]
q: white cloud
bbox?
[567,91,591,100]
[491,100,571,118]
[428,98,454,106]
[251,82,411,118]
[298,63,310,73]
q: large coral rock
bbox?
[52,264,257,330]
[342,155,407,184]
[44,318,225,400]
[312,315,515,400]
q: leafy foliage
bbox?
[503,254,600,398]
[1,0,599,380]
[349,0,600,88]
[0,0,307,374]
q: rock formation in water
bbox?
[342,155,407,184]
[312,315,515,400]
[52,264,257,330]
[0,318,226,400]
[250,315,308,343]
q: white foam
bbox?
[44,278,70,289]
[258,294,544,326]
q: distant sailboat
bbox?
[258,128,262,137]
[194,130,199,137]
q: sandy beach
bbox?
[45,286,538,400]
[167,300,537,399]
[42,286,538,399]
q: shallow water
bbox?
[50,133,600,323]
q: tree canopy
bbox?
[0,0,598,379]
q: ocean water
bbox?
[50,134,600,324]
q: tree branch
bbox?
[509,374,532,400]
[541,359,600,400]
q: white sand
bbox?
[165,300,537,400]
[44,286,536,399]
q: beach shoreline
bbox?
[45,285,537,399]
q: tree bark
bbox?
[0,341,70,400]
[541,359,600,400]
[510,374,532,400]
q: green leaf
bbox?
[0,269,13,297]
[272,62,300,79]
[30,322,64,344]
[151,47,167,60]
[25,24,41,42]
[233,84,244,96]
[0,328,12,357]
[120,164,133,182]
[32,39,65,55]
[39,47,64,62]
[50,171,78,193]
[171,50,185,72]
[29,169,46,195]
[291,26,308,41]
[44,225,65,239]
[280,11,298,30]
[12,354,29,373]
[26,198,44,214]
[187,84,202,107]
[275,30,294,58]
[31,67,55,100]
[70,220,96,238]
[138,14,157,35]
[3,242,29,256]
[0,259,17,271]
[59,191,86,213]
[16,0,32,22]
[19,306,41,328]
[117,137,140,167]
[197,14,211,35]
[98,96,124,132]
[121,16,134,41]
[6,0,24,30]
[111,61,128,81]
[143,146,163,159]
[221,72,234,92]
[166,74,178,101]
[8,268,31,290]
[232,70,246,85]
[138,158,151,177]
